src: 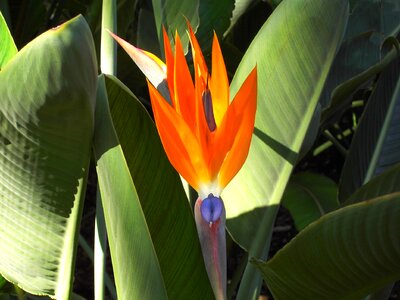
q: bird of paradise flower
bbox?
[109,23,257,300]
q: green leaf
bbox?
[320,44,398,127]
[346,0,400,39]
[151,0,199,53]
[104,75,214,299]
[224,0,255,35]
[254,192,400,300]
[282,172,339,231]
[136,7,160,56]
[319,0,400,109]
[223,0,349,254]
[319,31,383,108]
[0,275,6,291]
[339,57,400,201]
[196,0,234,50]
[0,16,97,298]
[346,163,400,205]
[93,75,168,300]
[222,1,348,297]
[0,11,17,69]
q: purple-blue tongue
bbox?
[200,194,223,223]
[202,89,216,132]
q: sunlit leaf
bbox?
[0,16,96,298]
[93,76,168,300]
[222,1,349,297]
[224,0,348,255]
[0,11,17,68]
[103,75,214,299]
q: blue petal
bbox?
[200,194,223,223]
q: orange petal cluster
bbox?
[110,24,257,198]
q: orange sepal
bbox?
[162,27,175,103]
[147,81,209,190]
[187,23,211,160]
[186,21,208,83]
[217,67,257,188]
[209,32,229,127]
[174,32,196,131]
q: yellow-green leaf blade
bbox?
[0,11,17,68]
[93,75,168,300]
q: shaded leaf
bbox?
[0,16,96,298]
[11,0,46,49]
[197,0,234,51]
[346,162,400,205]
[0,275,5,291]
[319,31,383,108]
[339,56,400,201]
[282,172,339,231]
[224,0,254,35]
[254,193,400,300]
[319,0,400,109]
[320,45,398,128]
[151,0,199,54]
[136,7,160,56]
[346,0,400,39]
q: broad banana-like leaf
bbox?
[223,0,348,257]
[93,76,168,300]
[0,16,97,298]
[0,11,17,68]
[282,172,339,231]
[339,57,400,201]
[103,75,214,299]
[254,192,400,299]
[222,1,348,298]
